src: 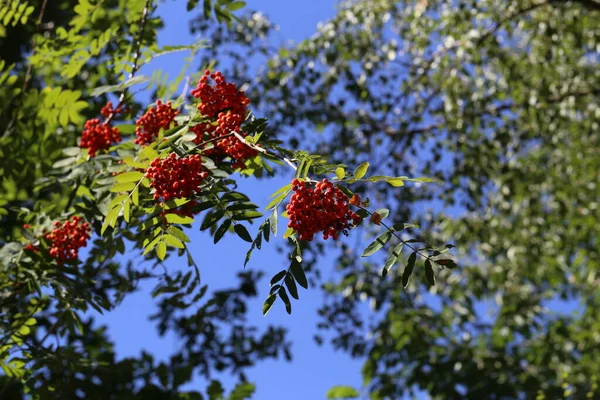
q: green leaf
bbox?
[167,226,190,243]
[109,182,136,192]
[131,185,139,206]
[201,210,224,230]
[265,188,290,210]
[115,171,144,183]
[404,177,435,183]
[392,222,419,231]
[374,208,389,219]
[165,214,194,224]
[326,385,360,399]
[279,286,292,314]
[425,258,436,286]
[164,234,185,249]
[335,167,345,180]
[283,227,294,239]
[52,157,78,169]
[232,210,262,221]
[270,270,287,286]
[262,294,277,316]
[402,252,417,288]
[434,259,458,269]
[156,241,167,260]
[228,382,255,400]
[382,243,403,277]
[16,325,31,336]
[285,273,299,299]
[234,224,253,242]
[90,75,150,96]
[290,260,308,289]
[386,177,405,187]
[207,380,225,400]
[214,219,232,243]
[354,162,370,179]
[269,183,292,198]
[226,1,246,11]
[62,147,81,156]
[123,198,131,223]
[269,208,278,236]
[362,231,392,257]
[117,124,137,135]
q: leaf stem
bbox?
[356,205,429,260]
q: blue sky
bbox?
[93,1,369,399]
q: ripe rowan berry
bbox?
[44,216,91,262]
[286,178,360,241]
[135,100,180,145]
[190,71,257,168]
[191,70,249,118]
[80,118,122,157]
[145,153,208,201]
[100,101,124,118]
[24,243,39,253]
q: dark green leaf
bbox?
[434,259,458,269]
[290,260,308,289]
[200,210,224,230]
[425,258,436,286]
[233,224,253,242]
[228,382,255,400]
[270,270,286,286]
[262,293,277,316]
[214,219,232,243]
[279,286,292,314]
[362,231,392,257]
[285,273,299,299]
[402,252,417,288]
[382,243,403,277]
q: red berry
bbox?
[135,100,180,146]
[147,155,206,200]
[190,71,257,168]
[286,179,359,241]
[100,101,124,118]
[44,216,91,262]
[80,119,121,157]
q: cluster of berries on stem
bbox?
[135,100,180,145]
[190,70,257,169]
[44,216,91,262]
[286,178,360,241]
[100,101,124,119]
[146,153,208,201]
[80,118,122,157]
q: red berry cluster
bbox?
[135,100,180,145]
[80,119,122,157]
[191,70,249,118]
[100,101,124,118]
[44,216,91,262]
[190,70,257,168]
[145,153,208,201]
[286,178,361,241]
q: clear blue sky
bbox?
[94,1,367,399]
